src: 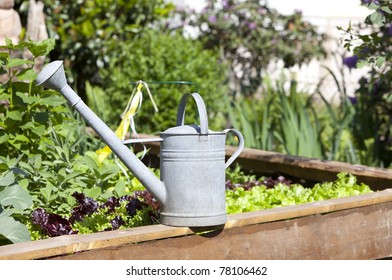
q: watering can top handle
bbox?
[176,92,209,135]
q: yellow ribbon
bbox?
[96,83,143,163]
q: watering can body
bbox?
[159,130,227,226]
[158,93,244,226]
[36,60,244,227]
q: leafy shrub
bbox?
[339,0,392,168]
[0,39,58,244]
[0,168,33,245]
[16,0,176,101]
[0,39,63,158]
[176,0,326,97]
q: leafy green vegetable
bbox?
[27,172,373,241]
[226,172,373,214]
[30,191,159,240]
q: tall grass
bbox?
[226,75,325,158]
[271,78,323,158]
[315,73,358,164]
[224,93,273,150]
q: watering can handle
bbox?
[224,129,245,169]
[176,93,208,135]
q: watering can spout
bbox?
[36,60,167,205]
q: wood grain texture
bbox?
[1,190,392,260]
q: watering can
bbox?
[36,60,244,227]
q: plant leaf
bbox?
[0,171,14,187]
[376,56,385,68]
[16,68,37,81]
[0,183,33,210]
[0,214,31,243]
[21,39,56,58]
[6,58,32,68]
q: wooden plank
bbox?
[52,201,392,260]
[226,146,392,190]
[0,225,195,261]
[225,188,392,228]
[1,189,392,260]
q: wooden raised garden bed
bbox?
[0,143,391,260]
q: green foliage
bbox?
[271,79,322,158]
[72,201,155,235]
[225,94,273,150]
[338,0,392,168]
[0,39,57,244]
[0,38,70,159]
[209,0,391,168]
[226,172,372,214]
[16,0,175,100]
[0,167,33,245]
[176,0,326,97]
[314,55,359,164]
[0,39,150,243]
[0,39,82,216]
[16,0,227,135]
[91,31,228,134]
[225,164,261,184]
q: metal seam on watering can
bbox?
[159,212,227,218]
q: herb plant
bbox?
[0,38,57,245]
[0,39,152,244]
[0,167,33,244]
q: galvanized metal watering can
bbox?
[36,60,244,227]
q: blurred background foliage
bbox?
[12,0,391,168]
[175,0,327,98]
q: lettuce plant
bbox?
[226,172,372,214]
[27,171,372,241]
[30,191,159,239]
